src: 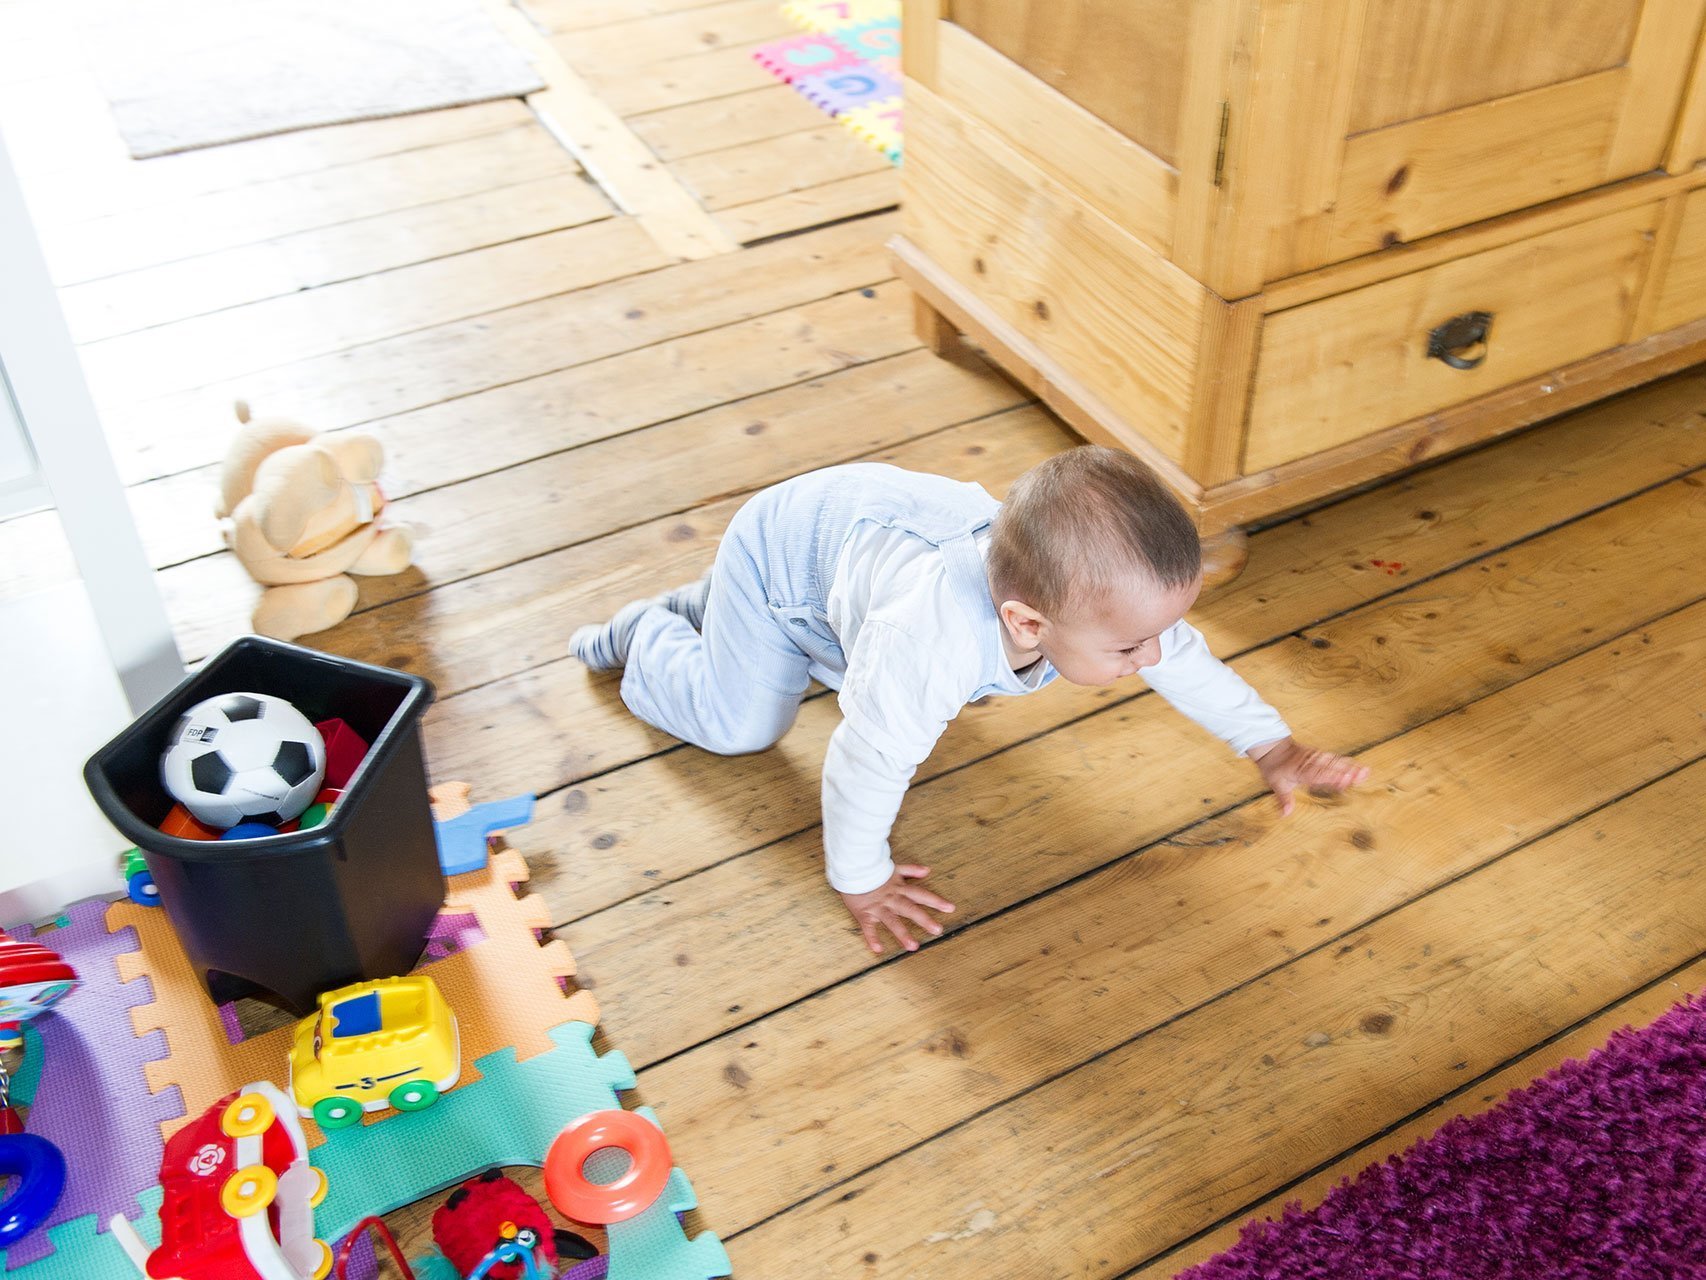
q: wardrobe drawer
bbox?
[1245,203,1660,473]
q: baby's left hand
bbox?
[1248,736,1370,817]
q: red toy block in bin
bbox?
[314,719,370,790]
[159,804,221,841]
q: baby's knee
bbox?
[702,722,786,756]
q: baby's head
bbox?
[988,446,1203,685]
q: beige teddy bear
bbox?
[215,403,414,641]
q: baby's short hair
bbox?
[988,445,1201,618]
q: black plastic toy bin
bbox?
[85,636,445,1015]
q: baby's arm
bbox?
[826,619,965,954]
[823,722,954,953]
[1140,621,1368,813]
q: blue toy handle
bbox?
[0,1134,66,1246]
[466,1241,546,1280]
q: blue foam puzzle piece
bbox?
[435,794,537,875]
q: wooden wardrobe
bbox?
[896,1,1706,578]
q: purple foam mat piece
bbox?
[795,65,901,117]
[424,911,486,961]
[337,1228,378,1280]
[9,901,184,1269]
[217,998,245,1046]
[1184,991,1706,1279]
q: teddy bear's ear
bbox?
[252,446,342,552]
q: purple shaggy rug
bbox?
[1183,991,1706,1279]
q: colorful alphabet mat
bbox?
[0,785,728,1280]
[753,0,902,163]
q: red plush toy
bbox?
[432,1170,596,1279]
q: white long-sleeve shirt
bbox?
[817,524,1290,893]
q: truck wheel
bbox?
[312,1096,363,1130]
[389,1079,439,1112]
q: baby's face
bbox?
[1039,574,1203,686]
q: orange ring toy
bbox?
[544,1109,672,1225]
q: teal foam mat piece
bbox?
[606,1131,731,1280]
[312,1021,728,1279]
[312,1021,633,1233]
[0,1187,162,1280]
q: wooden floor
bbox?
[6,1,1706,1274]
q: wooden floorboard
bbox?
[5,5,1704,1276]
[563,474,1706,1071]
[59,171,615,343]
[727,726,1706,1274]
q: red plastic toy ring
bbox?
[544,1109,671,1225]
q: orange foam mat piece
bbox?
[116,786,597,1148]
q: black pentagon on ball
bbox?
[219,695,265,721]
[191,750,234,794]
[272,740,316,787]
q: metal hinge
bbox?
[1213,100,1230,187]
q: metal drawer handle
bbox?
[1427,310,1493,370]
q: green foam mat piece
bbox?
[312,1021,729,1279]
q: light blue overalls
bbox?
[620,463,1051,754]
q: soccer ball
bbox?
[160,693,327,831]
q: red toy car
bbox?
[112,1082,332,1280]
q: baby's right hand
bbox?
[839,865,956,955]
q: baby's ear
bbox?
[999,599,1046,647]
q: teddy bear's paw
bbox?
[252,577,360,640]
[349,524,414,576]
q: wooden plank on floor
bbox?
[60,172,614,343]
[39,125,578,284]
[479,0,740,261]
[390,373,1706,904]
[628,85,827,162]
[724,739,1706,1275]
[551,0,788,69]
[581,43,777,118]
[77,218,667,406]
[488,429,1706,925]
[97,214,896,484]
[606,488,1706,1238]
[526,0,735,33]
[20,100,538,224]
[117,281,917,569]
[717,169,900,243]
[675,124,892,210]
[155,346,1027,658]
[562,478,1706,1074]
[1142,951,1706,1277]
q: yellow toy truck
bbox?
[289,975,460,1130]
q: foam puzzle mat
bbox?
[0,786,729,1280]
[753,0,903,164]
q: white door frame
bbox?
[0,127,183,713]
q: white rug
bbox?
[78,0,546,159]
